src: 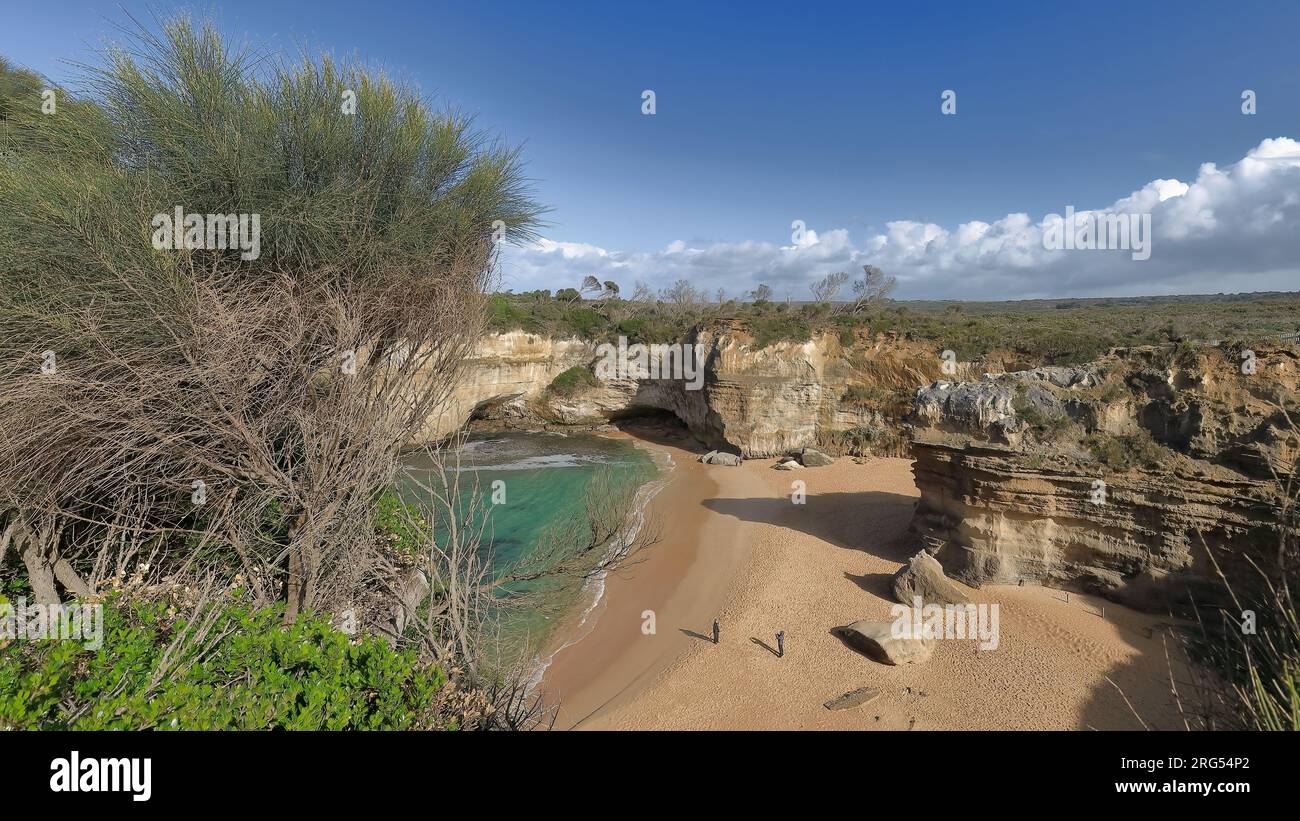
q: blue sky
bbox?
[4,0,1300,299]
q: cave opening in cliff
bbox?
[608,407,701,446]
[608,406,686,426]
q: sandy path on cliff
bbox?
[563,452,1192,731]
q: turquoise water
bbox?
[399,432,658,658]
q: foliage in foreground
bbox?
[0,595,460,730]
[0,13,540,638]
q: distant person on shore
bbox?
[776,630,785,657]
[712,619,720,644]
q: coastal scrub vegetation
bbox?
[0,14,556,728]
[488,286,1300,365]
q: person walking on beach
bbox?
[712,619,720,645]
[776,630,785,657]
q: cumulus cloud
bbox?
[500,137,1300,300]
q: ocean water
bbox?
[398,432,660,661]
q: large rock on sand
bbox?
[798,447,835,467]
[892,550,970,606]
[834,620,932,665]
[699,450,742,466]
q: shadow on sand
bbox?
[679,628,715,644]
[1075,618,1202,730]
[701,491,918,560]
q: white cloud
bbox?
[500,137,1300,300]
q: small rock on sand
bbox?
[823,686,881,711]
[699,450,742,466]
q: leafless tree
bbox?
[851,264,897,313]
[660,279,702,311]
[631,280,654,305]
[810,271,850,305]
[0,249,491,635]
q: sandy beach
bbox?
[539,428,1193,731]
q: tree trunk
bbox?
[284,545,305,624]
[282,512,309,625]
[53,558,90,598]
[20,539,60,605]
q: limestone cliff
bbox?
[413,331,595,443]
[909,345,1300,608]
[420,322,982,457]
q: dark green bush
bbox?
[0,597,449,730]
[563,307,604,338]
[488,294,541,334]
[547,366,599,397]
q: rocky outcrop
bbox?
[909,345,1300,609]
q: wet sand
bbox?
[539,433,1192,731]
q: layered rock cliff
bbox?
[909,345,1300,609]
[414,331,595,442]
[418,321,984,457]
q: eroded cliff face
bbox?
[413,331,595,443]
[420,322,979,457]
[545,320,1005,457]
[909,346,1300,609]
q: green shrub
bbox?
[0,597,449,730]
[373,488,428,557]
[547,365,599,397]
[487,294,541,334]
[1085,430,1167,472]
[563,307,604,338]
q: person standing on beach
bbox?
[712,619,720,645]
[776,630,785,657]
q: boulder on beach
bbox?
[798,447,835,467]
[891,550,970,606]
[834,620,932,666]
[699,450,742,466]
[773,459,804,470]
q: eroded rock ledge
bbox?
[908,345,1299,609]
